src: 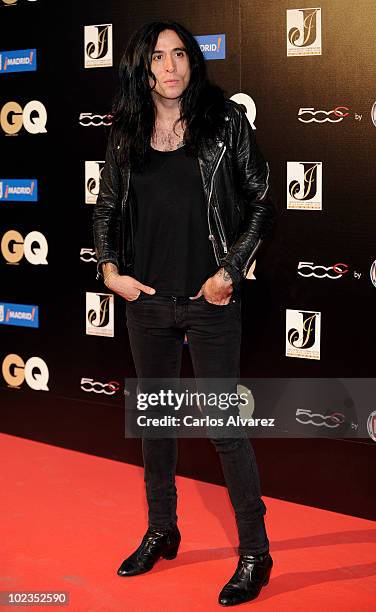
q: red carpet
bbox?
[1,432,375,611]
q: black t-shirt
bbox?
[130,144,218,297]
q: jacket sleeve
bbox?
[92,137,122,280]
[222,103,276,287]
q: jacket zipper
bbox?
[122,143,230,269]
[199,143,227,264]
[121,169,130,270]
[242,238,262,277]
[213,201,228,254]
[209,145,228,255]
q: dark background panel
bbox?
[0,0,375,519]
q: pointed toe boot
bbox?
[117,525,181,577]
[218,551,273,606]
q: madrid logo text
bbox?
[2,354,49,391]
[0,179,37,201]
[195,34,226,60]
[0,302,39,327]
[0,100,47,135]
[1,230,48,264]
[0,49,37,72]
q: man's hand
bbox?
[101,263,155,300]
[105,272,156,301]
[190,268,233,305]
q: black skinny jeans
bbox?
[125,291,269,556]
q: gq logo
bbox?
[0,100,47,135]
[85,161,104,204]
[287,8,322,56]
[1,230,48,264]
[84,24,113,68]
[2,354,49,391]
[86,292,114,337]
[230,93,256,130]
[285,309,321,360]
[287,162,322,210]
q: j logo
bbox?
[84,24,113,68]
[86,292,114,337]
[88,294,111,328]
[86,25,110,60]
[288,8,319,48]
[287,8,322,56]
[286,309,321,360]
[288,312,318,350]
[289,163,318,201]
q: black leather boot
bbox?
[117,525,181,576]
[218,551,273,606]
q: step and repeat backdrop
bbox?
[1,0,375,451]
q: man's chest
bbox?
[150,125,185,152]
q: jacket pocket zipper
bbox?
[205,144,227,262]
[213,204,228,254]
[121,170,131,270]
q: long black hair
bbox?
[109,20,227,171]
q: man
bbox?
[93,20,276,607]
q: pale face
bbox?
[149,29,191,100]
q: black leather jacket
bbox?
[92,99,276,287]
